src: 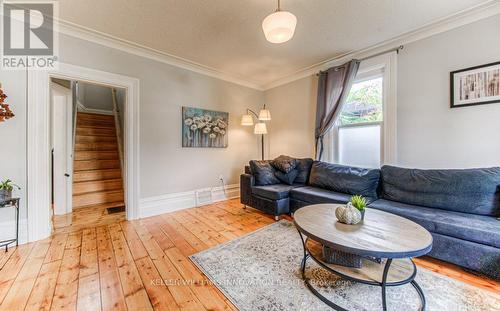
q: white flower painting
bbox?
[182,107,229,148]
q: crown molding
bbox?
[262,1,500,90]
[58,20,265,91]
[56,1,500,92]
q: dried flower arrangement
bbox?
[0,84,15,122]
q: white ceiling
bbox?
[58,0,493,87]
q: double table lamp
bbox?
[241,106,271,160]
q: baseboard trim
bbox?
[139,184,240,218]
[0,219,29,246]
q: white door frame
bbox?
[27,63,140,242]
[50,82,73,215]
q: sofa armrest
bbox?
[240,174,254,205]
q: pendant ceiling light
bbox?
[262,0,297,44]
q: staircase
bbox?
[73,112,125,210]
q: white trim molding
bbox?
[263,1,500,90]
[76,101,114,115]
[27,62,140,242]
[0,219,28,246]
[58,20,264,91]
[55,2,500,91]
[139,184,240,218]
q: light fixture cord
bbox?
[277,0,281,11]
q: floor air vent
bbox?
[195,189,213,207]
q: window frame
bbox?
[327,52,397,167]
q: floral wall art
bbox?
[182,107,229,148]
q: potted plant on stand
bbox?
[0,179,21,201]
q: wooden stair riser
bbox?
[73,169,122,182]
[73,190,124,208]
[76,135,117,144]
[74,159,120,171]
[73,179,123,195]
[74,151,119,161]
[76,127,116,137]
[75,142,118,151]
[77,112,114,121]
[77,119,116,128]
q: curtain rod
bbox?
[316,45,404,76]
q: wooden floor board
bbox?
[0,198,497,311]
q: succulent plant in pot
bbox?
[0,179,21,201]
[350,195,368,220]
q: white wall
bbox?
[264,76,317,159]
[77,82,114,111]
[264,14,500,169]
[0,70,28,242]
[0,32,263,241]
[56,34,264,197]
[397,14,500,168]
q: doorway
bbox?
[50,78,128,232]
[27,63,139,242]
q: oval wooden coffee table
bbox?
[294,204,433,311]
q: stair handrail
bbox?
[111,88,125,182]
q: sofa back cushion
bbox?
[309,161,380,200]
[295,158,314,184]
[249,160,281,186]
[380,165,500,216]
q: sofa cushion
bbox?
[290,186,352,205]
[252,184,301,200]
[275,169,299,185]
[249,160,280,186]
[369,199,500,248]
[380,166,500,216]
[271,155,298,173]
[295,158,314,184]
[309,162,380,200]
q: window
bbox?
[336,75,384,168]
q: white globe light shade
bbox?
[262,11,297,44]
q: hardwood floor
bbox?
[1,199,498,310]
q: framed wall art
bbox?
[450,61,500,108]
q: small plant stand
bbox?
[0,198,20,251]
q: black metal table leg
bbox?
[15,200,19,247]
[295,228,426,311]
[381,258,393,311]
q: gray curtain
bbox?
[315,59,360,160]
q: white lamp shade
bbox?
[262,11,297,44]
[241,114,254,126]
[254,122,268,135]
[258,108,271,121]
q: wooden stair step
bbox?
[72,190,124,208]
[72,201,125,211]
[77,112,115,121]
[76,127,116,137]
[76,135,117,143]
[73,178,123,195]
[77,121,115,129]
[74,159,120,171]
[74,151,119,161]
[73,169,122,182]
[75,142,118,151]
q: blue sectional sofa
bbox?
[240,159,500,280]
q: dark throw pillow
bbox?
[272,155,298,173]
[295,158,314,184]
[275,169,299,185]
[249,160,281,186]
